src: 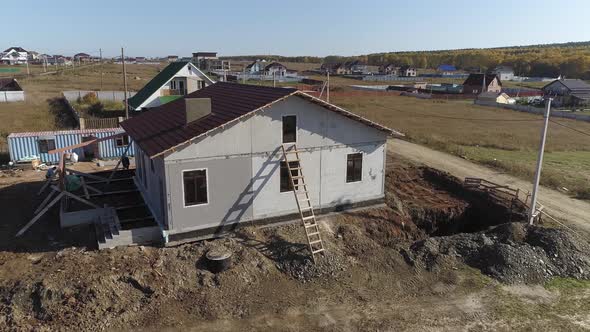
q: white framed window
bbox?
[346,153,363,183]
[183,169,208,206]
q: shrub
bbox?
[81,92,99,105]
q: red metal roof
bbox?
[121,82,397,158]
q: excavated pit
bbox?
[385,157,527,237]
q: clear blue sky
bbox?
[4,0,590,58]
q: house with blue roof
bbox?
[437,64,457,76]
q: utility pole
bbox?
[99,48,103,91]
[273,71,276,87]
[121,47,129,119]
[326,70,330,103]
[26,60,30,76]
[528,98,552,225]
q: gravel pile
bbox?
[404,223,590,284]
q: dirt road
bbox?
[388,139,590,234]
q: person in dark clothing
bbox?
[46,166,57,179]
[121,154,130,170]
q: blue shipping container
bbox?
[8,128,135,164]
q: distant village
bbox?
[2,45,590,109]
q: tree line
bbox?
[223,41,590,79]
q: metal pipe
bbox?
[528,98,552,225]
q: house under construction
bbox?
[23,83,400,261]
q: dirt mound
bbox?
[405,223,590,284]
[235,225,349,282]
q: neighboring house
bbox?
[74,53,91,62]
[48,55,72,66]
[542,79,590,107]
[437,64,457,76]
[42,54,59,66]
[127,61,215,112]
[167,55,179,62]
[0,78,24,102]
[378,64,398,75]
[1,47,28,64]
[264,62,287,76]
[192,52,231,72]
[120,82,400,243]
[321,63,350,75]
[28,51,40,62]
[399,66,417,77]
[347,61,368,75]
[476,91,515,104]
[463,73,502,94]
[245,60,267,74]
[491,65,515,81]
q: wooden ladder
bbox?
[280,143,325,263]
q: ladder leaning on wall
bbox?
[280,143,325,263]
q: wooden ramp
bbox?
[281,143,325,263]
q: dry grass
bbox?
[332,93,590,197]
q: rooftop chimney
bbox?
[184,98,211,124]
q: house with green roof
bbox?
[128,61,215,112]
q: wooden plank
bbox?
[89,189,138,197]
[16,192,65,237]
[50,185,100,209]
[115,204,146,211]
[36,172,56,195]
[34,188,58,214]
[48,132,126,154]
[61,190,100,209]
[80,177,90,199]
[84,184,103,194]
[65,168,107,182]
[86,177,133,185]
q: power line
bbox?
[549,119,590,138]
[387,107,543,122]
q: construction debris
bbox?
[405,222,590,284]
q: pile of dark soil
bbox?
[404,222,590,284]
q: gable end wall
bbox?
[159,96,388,234]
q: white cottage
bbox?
[127,61,214,112]
[121,83,400,243]
[1,47,28,65]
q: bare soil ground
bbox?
[0,157,589,331]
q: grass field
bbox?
[330,93,590,198]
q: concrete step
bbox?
[98,226,162,249]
